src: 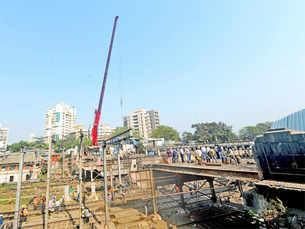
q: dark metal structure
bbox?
[254,128,305,183]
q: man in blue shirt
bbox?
[172,149,178,163]
[0,214,3,228]
[217,145,226,163]
[201,146,208,162]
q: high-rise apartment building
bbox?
[45,103,76,141]
[147,110,160,129]
[124,109,160,139]
[0,124,8,152]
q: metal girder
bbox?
[152,164,259,182]
[152,170,206,186]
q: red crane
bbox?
[92,16,119,146]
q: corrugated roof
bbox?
[271,108,305,132]
[0,152,36,165]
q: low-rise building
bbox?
[73,125,89,138]
[0,152,40,184]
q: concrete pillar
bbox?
[130,159,137,184]
[91,182,96,193]
[31,168,38,180]
[64,185,71,201]
[208,178,217,203]
[179,183,185,209]
[89,167,98,200]
[89,182,98,200]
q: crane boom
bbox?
[92,16,119,146]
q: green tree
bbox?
[111,127,129,137]
[54,135,93,152]
[29,140,48,150]
[137,141,145,154]
[239,126,260,141]
[191,122,237,143]
[150,125,180,141]
[55,135,79,151]
[182,132,193,141]
[111,127,140,138]
[256,122,272,133]
[239,122,272,141]
[8,140,48,152]
[8,141,28,152]
[83,136,92,146]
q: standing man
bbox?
[33,196,38,210]
[229,148,238,164]
[201,146,208,162]
[69,186,73,197]
[208,148,217,163]
[172,149,178,163]
[55,199,60,213]
[41,196,46,215]
[195,148,202,164]
[217,145,226,163]
[167,149,172,164]
[0,214,3,229]
[185,148,191,163]
[171,148,175,163]
[179,148,185,163]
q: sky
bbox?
[1,1,305,143]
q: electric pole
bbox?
[44,135,53,229]
[79,131,84,229]
[118,144,122,194]
[62,146,65,178]
[13,147,25,229]
[103,141,109,227]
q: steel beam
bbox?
[152,164,259,182]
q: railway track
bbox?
[1,200,105,220]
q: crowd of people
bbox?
[0,192,71,228]
[31,194,64,215]
[165,145,253,165]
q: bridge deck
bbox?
[152,163,259,182]
[255,180,305,191]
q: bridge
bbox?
[150,163,259,186]
[143,162,260,208]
